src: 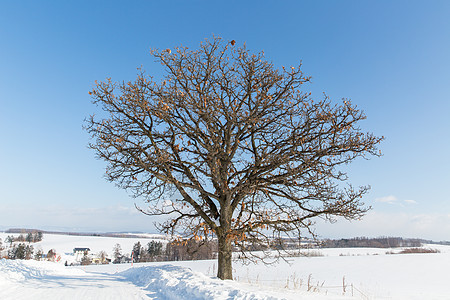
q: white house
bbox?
[73,247,90,262]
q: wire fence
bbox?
[205,264,372,299]
[233,274,370,299]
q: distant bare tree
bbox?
[165,239,215,261]
[112,243,122,264]
[86,36,383,279]
[97,250,108,264]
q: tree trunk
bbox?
[217,233,233,280]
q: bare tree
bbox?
[112,243,122,264]
[97,250,108,264]
[85,37,383,280]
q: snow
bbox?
[1,232,450,299]
[0,232,167,263]
[0,259,346,300]
[0,259,149,300]
[119,264,340,300]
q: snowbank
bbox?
[0,259,87,283]
[119,264,348,300]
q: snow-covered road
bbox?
[0,260,148,300]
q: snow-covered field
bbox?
[0,231,167,264]
[1,232,450,299]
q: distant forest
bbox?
[321,237,448,248]
[5,229,450,248]
[5,228,166,240]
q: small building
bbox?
[92,257,111,264]
[73,247,90,262]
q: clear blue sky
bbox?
[1,1,449,240]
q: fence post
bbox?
[342,276,346,294]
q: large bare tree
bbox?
[85,37,383,280]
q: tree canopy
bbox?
[85,37,383,279]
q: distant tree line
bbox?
[3,243,54,261]
[112,239,216,264]
[4,232,43,245]
[5,228,167,240]
[6,243,34,260]
[0,233,51,261]
[2,233,438,265]
[322,237,422,248]
[165,239,216,261]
